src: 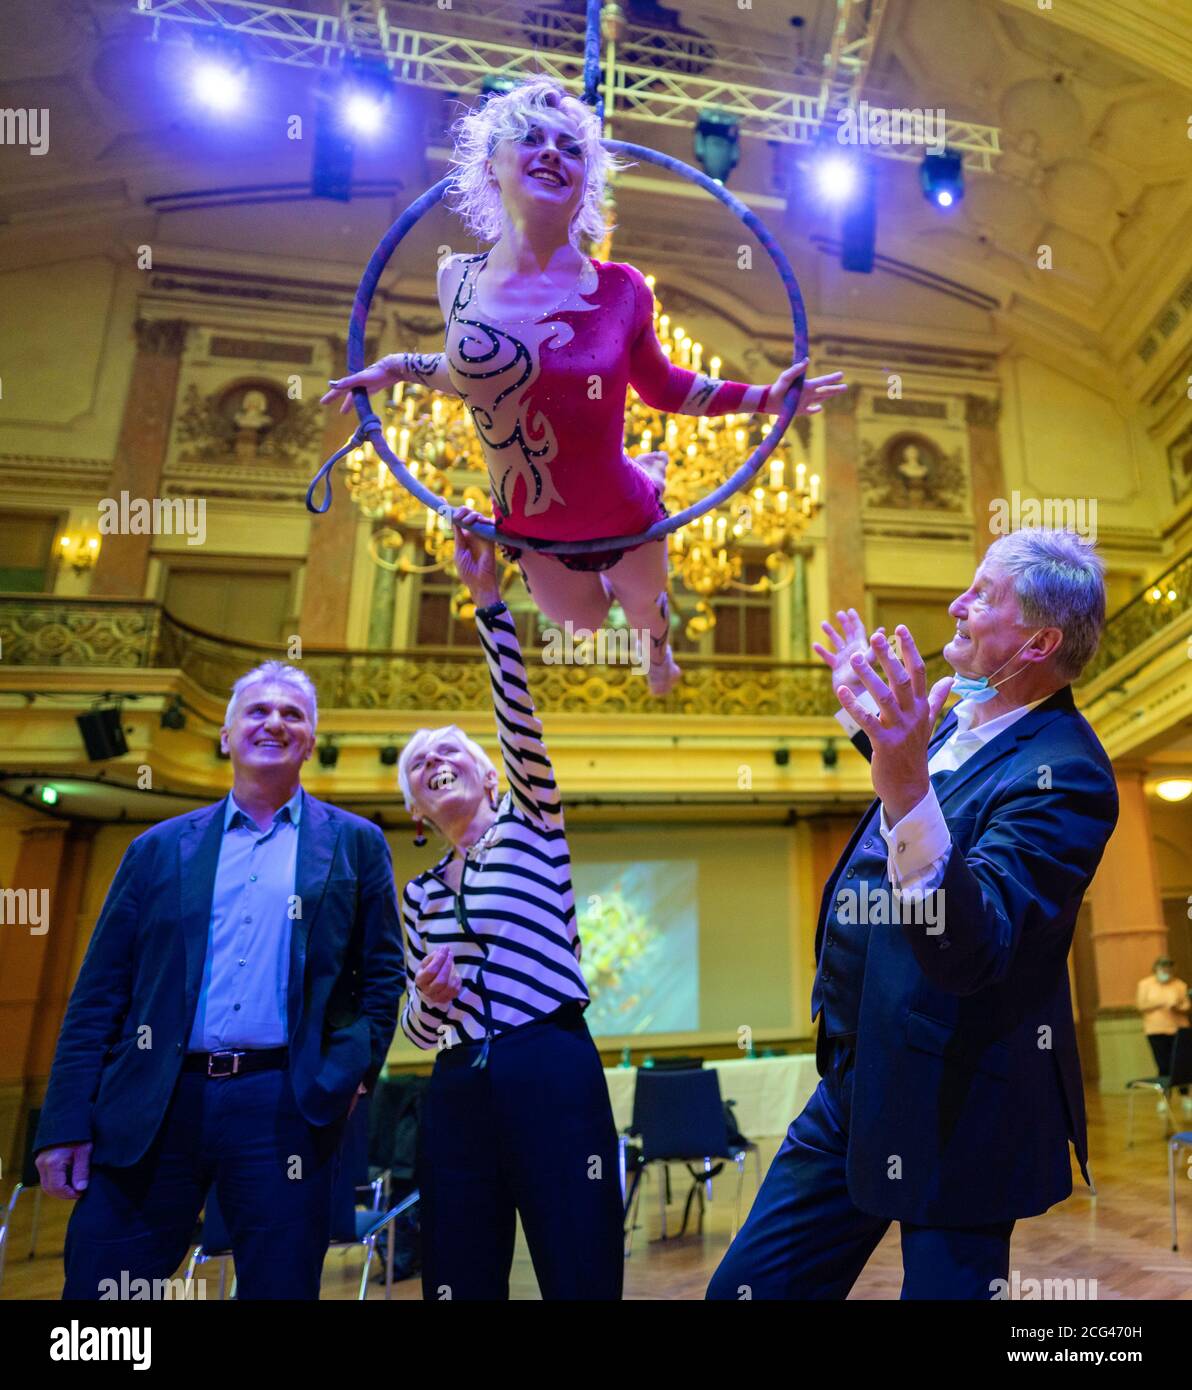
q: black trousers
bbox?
[418,1003,623,1300]
[63,1065,342,1300]
[707,1036,1014,1300]
[1148,1032,1191,1094]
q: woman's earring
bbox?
[413,817,427,848]
[489,788,499,810]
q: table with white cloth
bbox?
[602,1053,820,1140]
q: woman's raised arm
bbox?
[454,507,564,833]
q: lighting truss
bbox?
[131,0,1001,171]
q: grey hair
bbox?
[397,724,499,833]
[985,528,1106,680]
[443,76,633,248]
[224,661,319,731]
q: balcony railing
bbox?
[0,597,838,718]
[1079,547,1192,684]
[4,550,1187,718]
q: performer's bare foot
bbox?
[647,647,683,696]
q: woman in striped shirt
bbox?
[396,508,623,1300]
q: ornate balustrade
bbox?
[3,549,1188,719]
[0,596,838,718]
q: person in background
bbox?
[34,661,404,1300]
[1137,955,1192,1111]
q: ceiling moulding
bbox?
[1134,273,1192,370]
[0,179,130,225]
[812,333,1000,380]
[0,457,111,491]
[995,0,1192,90]
[140,264,362,318]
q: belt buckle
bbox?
[207,1050,244,1079]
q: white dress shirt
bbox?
[836,694,1046,894]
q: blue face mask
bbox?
[950,630,1042,704]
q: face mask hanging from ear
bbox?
[950,630,1044,704]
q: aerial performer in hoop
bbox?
[321,76,846,695]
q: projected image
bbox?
[572,860,698,1036]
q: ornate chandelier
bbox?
[341,273,822,637]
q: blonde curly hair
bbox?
[444,75,634,248]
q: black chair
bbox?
[185,1187,236,1299]
[0,1107,45,1295]
[184,1101,419,1300]
[366,1073,427,1283]
[1168,1130,1192,1250]
[622,1067,749,1256]
[1127,1029,1192,1147]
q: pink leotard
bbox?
[439,251,757,544]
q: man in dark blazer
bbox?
[34,660,404,1299]
[708,528,1118,1300]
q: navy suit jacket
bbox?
[35,792,405,1167]
[815,685,1118,1226]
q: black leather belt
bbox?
[182,1047,289,1078]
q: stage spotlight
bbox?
[341,56,391,136]
[379,745,399,767]
[773,747,791,767]
[40,785,59,806]
[160,696,186,731]
[694,108,740,185]
[318,739,339,769]
[345,91,384,135]
[814,154,858,202]
[481,75,520,102]
[822,739,839,770]
[920,149,964,209]
[191,32,248,114]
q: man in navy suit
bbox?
[708,528,1118,1300]
[34,661,404,1299]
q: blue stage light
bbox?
[344,89,386,135]
[339,56,391,137]
[815,155,858,202]
[920,150,964,209]
[191,32,248,114]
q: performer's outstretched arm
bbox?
[320,257,465,410]
[623,262,846,418]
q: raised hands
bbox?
[834,625,954,824]
[763,358,848,416]
[812,608,886,699]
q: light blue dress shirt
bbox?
[186,786,304,1052]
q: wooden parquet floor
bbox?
[5,1089,1192,1301]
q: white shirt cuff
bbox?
[834,689,879,738]
[879,784,952,885]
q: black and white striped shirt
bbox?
[399,603,589,1050]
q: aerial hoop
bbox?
[306,149,809,556]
